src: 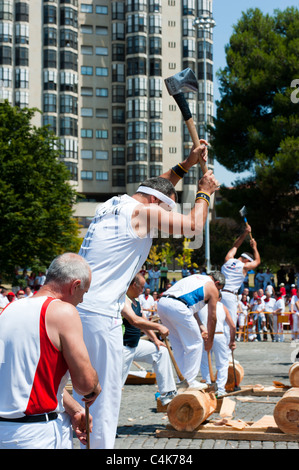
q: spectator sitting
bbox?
[16,290,25,300]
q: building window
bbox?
[60,51,77,71]
[81,107,93,117]
[112,169,125,187]
[81,45,93,55]
[150,165,162,177]
[96,67,108,77]
[184,167,197,185]
[81,25,93,34]
[96,129,108,139]
[112,127,125,145]
[112,148,125,165]
[149,78,162,97]
[96,6,108,14]
[43,93,57,112]
[81,129,93,138]
[81,4,93,13]
[81,171,93,180]
[127,122,147,140]
[81,66,93,75]
[127,77,147,97]
[96,87,108,97]
[127,13,147,33]
[60,72,78,92]
[15,23,29,44]
[44,70,57,90]
[150,143,163,162]
[96,150,108,160]
[81,87,93,96]
[0,22,12,42]
[44,27,57,46]
[0,45,12,65]
[96,108,108,118]
[112,2,125,20]
[150,122,162,140]
[60,7,78,28]
[60,94,77,114]
[127,143,147,162]
[60,138,78,159]
[149,14,161,34]
[112,63,124,82]
[44,5,57,24]
[112,85,125,103]
[44,49,56,68]
[112,107,125,123]
[81,150,93,159]
[43,115,57,133]
[0,66,12,87]
[112,22,125,41]
[15,90,29,108]
[127,99,148,119]
[96,171,108,181]
[64,161,78,181]
[60,29,78,49]
[127,165,147,183]
[15,2,29,22]
[127,57,146,76]
[60,117,78,136]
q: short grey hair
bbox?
[45,253,91,289]
[210,271,226,286]
[137,177,178,203]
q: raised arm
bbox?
[160,141,208,186]
[225,226,252,262]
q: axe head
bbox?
[239,206,247,218]
[165,68,198,96]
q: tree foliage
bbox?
[0,102,81,280]
[210,8,299,266]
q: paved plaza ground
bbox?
[73,337,299,453]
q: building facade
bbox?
[0,0,215,230]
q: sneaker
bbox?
[160,390,178,406]
[188,380,208,390]
[263,326,268,332]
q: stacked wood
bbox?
[289,363,299,387]
[167,390,217,432]
[273,387,299,434]
[225,362,244,392]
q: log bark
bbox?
[167,390,217,432]
[273,387,299,434]
[225,362,244,392]
[289,363,299,388]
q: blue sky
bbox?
[212,0,298,186]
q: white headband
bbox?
[136,186,176,210]
[241,253,253,262]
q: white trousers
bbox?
[200,333,229,394]
[157,297,203,384]
[122,340,176,394]
[221,291,237,346]
[0,418,63,449]
[73,312,123,449]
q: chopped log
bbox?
[225,362,244,392]
[125,371,156,385]
[273,387,299,434]
[289,363,299,388]
[167,390,217,432]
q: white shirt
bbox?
[221,258,245,293]
[199,302,226,333]
[139,293,155,312]
[263,297,276,312]
[291,295,299,313]
[163,274,213,314]
[274,297,285,314]
[78,195,152,318]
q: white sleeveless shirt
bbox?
[198,302,226,333]
[78,195,152,318]
[162,274,213,314]
[221,258,245,293]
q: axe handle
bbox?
[85,402,90,449]
[244,218,253,240]
[185,118,208,175]
[163,336,185,382]
[173,93,208,175]
[208,351,215,383]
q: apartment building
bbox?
[0,0,215,231]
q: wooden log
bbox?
[167,390,217,432]
[289,363,299,388]
[125,371,156,385]
[225,362,244,392]
[273,387,299,434]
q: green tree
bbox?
[0,102,81,280]
[210,7,299,266]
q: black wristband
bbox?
[195,191,210,206]
[171,163,188,179]
[84,391,96,399]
